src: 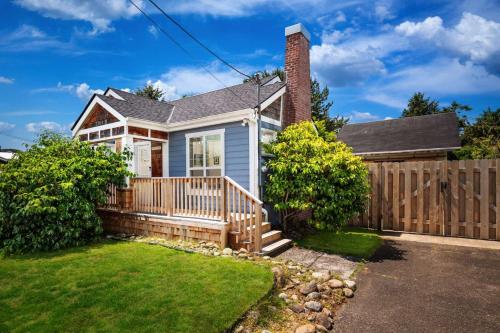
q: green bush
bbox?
[265,121,369,231]
[0,132,131,253]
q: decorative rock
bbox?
[304,301,323,312]
[306,291,321,300]
[307,313,316,321]
[327,279,343,289]
[278,292,288,300]
[312,271,330,282]
[222,248,233,256]
[289,303,305,313]
[263,256,271,260]
[239,248,248,253]
[213,251,220,256]
[262,330,272,333]
[272,267,286,288]
[315,324,328,333]
[234,325,244,333]
[343,288,354,298]
[291,278,301,285]
[316,313,333,330]
[299,282,318,295]
[344,280,356,290]
[322,308,333,318]
[238,253,248,259]
[291,294,299,301]
[295,323,316,333]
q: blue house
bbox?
[71,23,312,255]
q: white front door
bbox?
[134,141,151,177]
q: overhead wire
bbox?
[127,0,256,104]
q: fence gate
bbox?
[350,159,500,241]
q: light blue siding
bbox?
[261,121,281,131]
[169,122,250,190]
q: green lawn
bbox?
[0,241,273,333]
[296,227,382,259]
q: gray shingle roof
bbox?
[337,113,461,154]
[106,80,285,124]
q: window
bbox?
[187,130,224,177]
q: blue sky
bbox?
[0,0,499,149]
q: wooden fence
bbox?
[350,159,500,241]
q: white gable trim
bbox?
[105,89,125,100]
[260,85,286,110]
[167,109,253,132]
[72,96,126,136]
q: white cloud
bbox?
[148,62,247,101]
[0,76,14,84]
[32,82,104,100]
[396,13,500,68]
[310,40,388,87]
[349,111,380,122]
[0,24,75,53]
[14,0,141,35]
[0,122,16,131]
[374,0,395,22]
[25,121,68,133]
[148,25,159,39]
[75,83,104,100]
[364,58,500,108]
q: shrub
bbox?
[0,132,131,253]
[265,121,369,231]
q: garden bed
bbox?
[0,241,273,333]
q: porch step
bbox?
[262,230,282,246]
[246,222,271,234]
[261,238,293,257]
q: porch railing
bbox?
[109,177,262,251]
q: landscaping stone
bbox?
[344,280,356,290]
[291,294,299,301]
[304,301,323,312]
[295,323,316,333]
[234,325,244,333]
[343,288,354,298]
[312,271,331,281]
[316,313,333,330]
[213,251,220,256]
[222,248,233,256]
[315,324,328,332]
[321,308,332,318]
[328,278,344,289]
[299,282,318,295]
[238,253,248,259]
[278,292,288,300]
[261,330,272,333]
[306,291,321,300]
[272,267,286,288]
[263,256,271,260]
[307,313,316,321]
[239,248,248,253]
[289,303,305,313]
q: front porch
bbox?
[102,176,288,254]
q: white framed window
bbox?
[186,129,225,177]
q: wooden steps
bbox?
[262,238,293,256]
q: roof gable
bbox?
[338,113,461,154]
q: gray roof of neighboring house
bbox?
[104,79,285,124]
[337,112,461,154]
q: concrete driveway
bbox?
[334,239,500,333]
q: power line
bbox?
[146,0,251,80]
[0,132,33,143]
[127,0,253,103]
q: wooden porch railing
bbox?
[112,177,263,251]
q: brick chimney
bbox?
[284,23,311,127]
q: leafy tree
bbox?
[454,108,500,159]
[136,83,165,101]
[402,92,470,131]
[245,68,347,133]
[265,121,369,231]
[0,132,131,253]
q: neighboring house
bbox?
[0,152,15,165]
[71,23,312,254]
[337,113,461,162]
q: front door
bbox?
[134,141,151,177]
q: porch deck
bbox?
[101,176,289,253]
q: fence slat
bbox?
[417,162,424,234]
[480,160,490,239]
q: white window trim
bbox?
[185,129,225,177]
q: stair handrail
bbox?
[223,176,263,205]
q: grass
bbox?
[296,227,382,259]
[0,241,273,333]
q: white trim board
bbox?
[72,96,127,136]
[185,128,225,177]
